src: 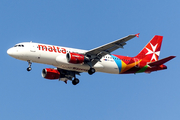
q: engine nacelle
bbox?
[66,53,86,64]
[42,68,60,80]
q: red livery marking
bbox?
[53,46,57,52]
[38,45,47,51]
[61,48,66,54]
[38,44,66,54]
[48,46,53,52]
[57,47,61,53]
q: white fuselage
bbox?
[7,42,120,74]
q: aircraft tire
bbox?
[72,78,79,85]
[27,67,32,71]
[88,68,96,75]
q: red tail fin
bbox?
[135,35,163,62]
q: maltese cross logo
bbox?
[146,43,160,61]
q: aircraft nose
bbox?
[7,48,14,56]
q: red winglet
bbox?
[135,33,140,38]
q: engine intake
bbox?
[42,68,60,80]
[67,53,86,64]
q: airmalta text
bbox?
[38,45,66,54]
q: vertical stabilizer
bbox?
[135,35,163,62]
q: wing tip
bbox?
[135,33,140,38]
[168,56,176,60]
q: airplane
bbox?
[7,34,175,85]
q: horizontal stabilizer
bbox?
[148,56,176,67]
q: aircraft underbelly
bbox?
[55,54,119,74]
[54,63,103,73]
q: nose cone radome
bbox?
[7,48,14,56]
[7,48,13,56]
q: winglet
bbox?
[135,33,140,38]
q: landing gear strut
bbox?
[72,78,79,85]
[27,60,32,71]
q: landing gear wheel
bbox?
[72,78,79,85]
[27,67,32,71]
[88,68,96,75]
[27,60,32,72]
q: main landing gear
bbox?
[72,78,79,85]
[88,68,96,75]
[86,62,96,75]
[71,67,95,85]
[72,67,95,85]
[27,60,32,71]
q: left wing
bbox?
[85,33,139,66]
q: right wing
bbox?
[85,33,139,66]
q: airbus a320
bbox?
[7,34,175,85]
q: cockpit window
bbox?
[14,44,24,47]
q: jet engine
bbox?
[66,53,87,64]
[42,68,60,80]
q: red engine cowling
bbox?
[66,53,85,64]
[42,68,60,80]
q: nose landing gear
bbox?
[27,60,32,71]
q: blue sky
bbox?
[1,0,179,120]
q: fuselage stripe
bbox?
[111,55,122,73]
[136,65,148,73]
